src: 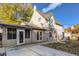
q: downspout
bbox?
[30,28,32,43]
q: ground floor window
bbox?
[7,28,16,39]
[37,32,39,40]
[37,32,43,40]
[40,32,42,40]
[25,29,30,38]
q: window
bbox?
[13,12,21,19]
[37,32,39,40]
[37,32,42,40]
[0,33,2,41]
[7,28,16,39]
[25,29,30,38]
[40,32,42,40]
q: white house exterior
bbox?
[0,23,48,47]
[29,6,64,42]
[54,24,64,41]
[29,6,53,41]
[0,5,64,47]
[48,16,64,42]
[29,6,48,29]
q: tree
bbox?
[0,4,21,25]
[0,3,33,25]
[20,4,33,22]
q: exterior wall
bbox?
[54,24,64,40]
[1,26,48,47]
[46,31,53,41]
[29,10,47,28]
[2,27,17,47]
[31,30,48,43]
[25,29,32,44]
[2,27,32,47]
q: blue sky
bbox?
[32,3,79,28]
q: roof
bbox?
[36,10,62,26]
[37,10,52,21]
[0,23,47,31]
[55,20,63,26]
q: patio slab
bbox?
[6,45,76,56]
[29,45,76,56]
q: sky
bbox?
[32,3,79,28]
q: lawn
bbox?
[43,40,79,55]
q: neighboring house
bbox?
[0,23,48,47]
[49,16,64,42]
[53,24,64,41]
[64,31,72,40]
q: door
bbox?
[17,30,25,45]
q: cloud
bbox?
[42,3,62,13]
[63,25,69,28]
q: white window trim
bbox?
[37,31,43,40]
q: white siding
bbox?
[29,10,47,28]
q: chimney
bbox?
[34,5,37,10]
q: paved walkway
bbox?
[5,43,76,56]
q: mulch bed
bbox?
[43,41,79,55]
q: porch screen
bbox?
[7,28,16,39]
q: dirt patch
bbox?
[43,41,79,55]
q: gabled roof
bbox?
[36,10,62,26]
[36,10,52,21]
[55,20,62,26]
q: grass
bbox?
[43,40,79,55]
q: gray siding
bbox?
[2,27,17,47]
[31,30,48,43]
[2,27,48,47]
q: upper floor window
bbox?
[13,12,21,20]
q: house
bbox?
[0,5,52,47]
[53,24,64,41]
[0,5,64,47]
[29,6,52,41]
[29,5,64,42]
[0,23,48,47]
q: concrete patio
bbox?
[5,44,76,56]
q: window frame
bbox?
[37,31,43,40]
[7,28,16,40]
[25,29,30,38]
